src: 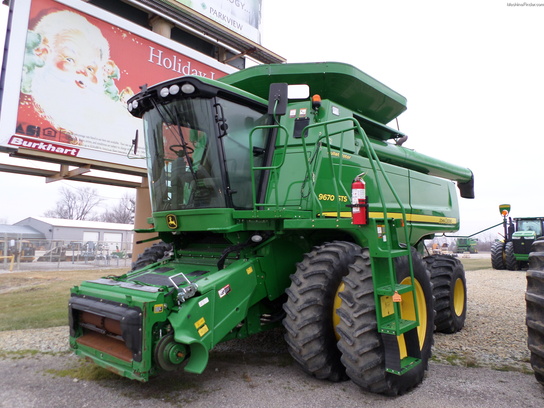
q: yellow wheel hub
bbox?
[333,282,345,341]
[453,278,465,316]
[398,277,427,358]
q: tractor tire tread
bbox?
[131,242,173,271]
[491,241,506,270]
[425,254,467,334]
[282,241,361,382]
[337,248,434,396]
[527,238,544,387]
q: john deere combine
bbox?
[69,62,474,395]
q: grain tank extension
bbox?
[69,62,474,396]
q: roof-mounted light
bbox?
[181,83,196,94]
[159,83,193,98]
[127,100,138,112]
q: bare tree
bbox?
[44,186,102,220]
[99,194,135,224]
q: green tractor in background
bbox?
[491,204,544,387]
[68,62,473,396]
[491,204,544,270]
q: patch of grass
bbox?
[432,352,535,375]
[432,351,480,368]
[458,257,492,271]
[45,360,120,381]
[0,269,125,331]
[0,349,40,359]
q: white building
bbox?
[14,217,134,253]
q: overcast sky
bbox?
[1,1,543,240]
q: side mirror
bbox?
[132,130,139,155]
[268,83,288,116]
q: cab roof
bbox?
[220,62,407,125]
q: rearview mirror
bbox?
[268,83,288,116]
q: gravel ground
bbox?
[433,266,532,373]
[0,261,542,406]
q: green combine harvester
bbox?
[456,238,478,253]
[69,62,474,395]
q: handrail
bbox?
[248,123,289,209]
[299,119,357,218]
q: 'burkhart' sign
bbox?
[0,0,236,169]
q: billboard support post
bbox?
[133,178,155,263]
[150,16,173,38]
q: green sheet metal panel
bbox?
[220,62,407,124]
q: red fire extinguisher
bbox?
[351,173,367,225]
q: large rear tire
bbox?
[425,255,467,333]
[491,241,506,270]
[282,241,361,382]
[336,249,434,396]
[526,238,544,386]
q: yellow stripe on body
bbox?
[320,211,457,225]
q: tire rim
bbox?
[398,277,427,358]
[333,282,345,341]
[453,278,465,316]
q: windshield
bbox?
[517,219,542,236]
[143,96,268,212]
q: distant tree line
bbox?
[44,186,135,224]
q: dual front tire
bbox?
[283,241,435,396]
[282,241,360,382]
[491,240,520,271]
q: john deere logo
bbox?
[499,204,511,217]
[166,214,178,229]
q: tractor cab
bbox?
[510,217,544,262]
[514,218,543,237]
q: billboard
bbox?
[172,0,262,44]
[0,0,236,170]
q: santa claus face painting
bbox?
[19,9,139,154]
[50,30,103,90]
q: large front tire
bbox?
[505,241,519,271]
[527,238,544,386]
[336,249,434,396]
[131,242,173,271]
[491,241,506,270]
[425,255,467,333]
[282,241,361,382]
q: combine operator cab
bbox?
[130,78,271,213]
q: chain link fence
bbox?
[0,237,134,272]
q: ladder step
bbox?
[369,248,409,258]
[385,356,422,376]
[382,328,422,375]
[380,319,418,336]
